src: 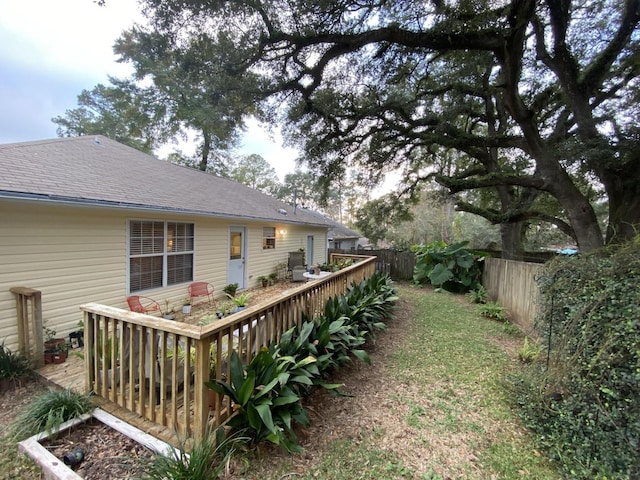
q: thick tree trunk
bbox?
[499,222,526,260]
[602,162,640,244]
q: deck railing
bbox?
[80,256,376,439]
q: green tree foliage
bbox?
[132,0,640,254]
[230,153,280,194]
[514,237,640,478]
[354,193,414,246]
[52,78,173,153]
[113,27,262,172]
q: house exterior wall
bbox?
[244,224,327,287]
[0,201,327,351]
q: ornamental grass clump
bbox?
[9,388,94,440]
[142,426,246,480]
[0,342,34,383]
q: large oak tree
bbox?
[123,0,639,252]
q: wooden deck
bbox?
[37,351,182,446]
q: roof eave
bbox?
[0,191,330,228]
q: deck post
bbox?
[193,337,211,439]
[10,287,43,368]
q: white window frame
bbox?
[262,226,276,250]
[127,220,195,293]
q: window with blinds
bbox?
[129,220,194,292]
[262,226,276,249]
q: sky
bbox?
[0,0,298,181]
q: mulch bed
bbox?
[39,419,156,479]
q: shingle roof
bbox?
[0,136,327,226]
[299,208,361,239]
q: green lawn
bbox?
[238,283,560,479]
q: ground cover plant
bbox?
[513,237,640,479]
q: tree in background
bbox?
[52,78,174,154]
[128,0,640,254]
[229,154,280,194]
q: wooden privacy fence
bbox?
[329,248,415,280]
[482,257,544,331]
[80,256,376,440]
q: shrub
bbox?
[206,349,309,453]
[412,241,484,292]
[514,237,640,479]
[476,301,508,322]
[466,285,488,304]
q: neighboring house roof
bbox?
[300,209,361,240]
[0,136,327,226]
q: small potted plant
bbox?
[268,271,278,285]
[257,275,269,288]
[44,341,68,365]
[43,322,65,352]
[223,283,239,297]
[230,293,250,312]
[68,320,84,349]
[182,298,192,315]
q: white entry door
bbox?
[307,235,314,266]
[228,227,246,289]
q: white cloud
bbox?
[0,0,137,78]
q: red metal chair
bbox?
[188,282,215,307]
[126,295,162,315]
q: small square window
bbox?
[263,226,276,249]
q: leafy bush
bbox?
[513,237,640,479]
[9,388,94,440]
[465,285,488,304]
[476,301,508,322]
[206,349,310,452]
[412,241,484,292]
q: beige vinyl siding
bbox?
[0,203,126,350]
[1,201,329,352]
[244,224,327,287]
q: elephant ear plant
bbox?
[412,240,484,292]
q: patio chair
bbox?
[126,295,162,315]
[188,281,215,307]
